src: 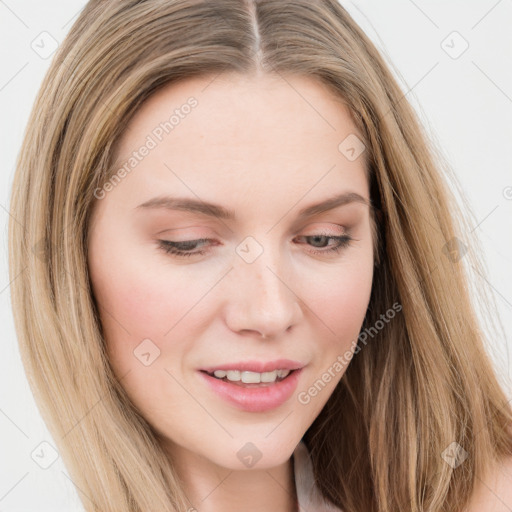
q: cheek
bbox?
[89,250,194,369]
[88,257,198,424]
[92,228,191,324]
[306,258,373,346]
[294,261,373,414]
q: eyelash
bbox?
[157,232,354,258]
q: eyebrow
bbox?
[135,191,371,221]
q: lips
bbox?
[199,359,304,374]
[198,367,303,412]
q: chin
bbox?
[204,435,299,471]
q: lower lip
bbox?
[198,369,303,412]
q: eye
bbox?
[157,232,354,258]
[158,238,212,258]
[294,232,354,255]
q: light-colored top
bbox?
[293,441,343,511]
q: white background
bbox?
[1,1,511,510]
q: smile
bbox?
[206,369,291,384]
[198,367,303,412]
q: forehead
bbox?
[103,72,369,218]
[114,72,364,160]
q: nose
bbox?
[223,243,303,339]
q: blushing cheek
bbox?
[89,264,153,370]
[97,262,199,373]
[313,265,372,355]
[92,267,188,418]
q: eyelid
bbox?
[157,222,350,242]
[299,222,349,236]
[154,226,215,237]
[303,222,346,230]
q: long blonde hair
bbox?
[8,1,512,511]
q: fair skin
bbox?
[465,455,512,511]
[86,70,512,512]
[87,72,374,511]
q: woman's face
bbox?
[87,72,374,471]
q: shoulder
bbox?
[464,454,512,512]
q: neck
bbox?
[166,441,298,512]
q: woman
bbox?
[8,1,512,511]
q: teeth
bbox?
[210,369,292,383]
[241,371,261,384]
[261,371,278,383]
[226,370,240,381]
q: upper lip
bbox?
[200,359,305,374]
